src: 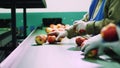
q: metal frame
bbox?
[0,0,46,48]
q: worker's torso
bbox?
[92,0,102,19]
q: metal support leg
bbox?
[11,0,17,48]
[23,7,27,38]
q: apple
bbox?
[75,36,98,58]
[50,24,55,28]
[75,36,87,47]
[35,34,47,45]
[85,49,98,58]
[56,24,62,28]
[47,35,56,44]
[45,27,53,33]
[101,23,118,42]
[60,25,65,29]
[79,29,86,35]
[47,34,63,42]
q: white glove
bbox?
[81,34,104,56]
[73,20,87,33]
[81,34,120,58]
[48,30,68,41]
[116,26,120,40]
[73,20,94,35]
[102,41,120,57]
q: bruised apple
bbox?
[47,35,56,44]
[75,36,87,47]
[101,23,118,42]
[35,34,47,45]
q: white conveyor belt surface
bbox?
[1,29,120,68]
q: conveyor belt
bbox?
[1,28,120,68]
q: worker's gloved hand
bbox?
[81,34,104,56]
[48,30,68,41]
[81,34,120,58]
[73,20,88,35]
[102,41,120,57]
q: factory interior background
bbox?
[0,0,90,35]
[0,0,91,63]
[1,0,120,68]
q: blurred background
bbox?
[0,0,91,62]
[0,0,91,35]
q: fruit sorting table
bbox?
[1,28,120,68]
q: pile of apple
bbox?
[35,34,63,45]
[45,24,71,33]
[35,24,71,45]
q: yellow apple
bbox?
[45,27,53,33]
[35,34,47,45]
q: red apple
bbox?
[79,29,86,35]
[75,36,87,47]
[35,34,47,45]
[101,23,118,42]
[47,35,56,44]
[47,34,63,42]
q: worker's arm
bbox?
[86,0,120,35]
